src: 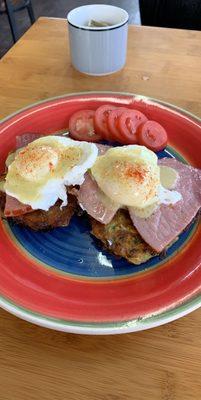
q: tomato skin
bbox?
[94,105,116,139]
[118,110,148,144]
[107,108,128,141]
[69,110,101,142]
[137,120,168,151]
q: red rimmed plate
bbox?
[0,92,200,334]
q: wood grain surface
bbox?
[0,18,201,400]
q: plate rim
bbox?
[0,91,200,126]
[0,293,200,335]
[0,91,200,334]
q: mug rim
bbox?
[67,4,129,31]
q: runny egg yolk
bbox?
[91,145,160,208]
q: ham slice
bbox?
[78,173,119,224]
[77,143,119,224]
[16,133,44,149]
[95,143,111,155]
[129,158,201,252]
[4,194,32,217]
[16,132,68,149]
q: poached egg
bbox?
[5,136,98,211]
[91,145,181,215]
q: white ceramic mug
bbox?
[67,4,129,76]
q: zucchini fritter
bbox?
[90,209,157,265]
[0,190,77,231]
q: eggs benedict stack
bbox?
[0,135,98,230]
[77,143,201,264]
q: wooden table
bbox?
[0,17,201,400]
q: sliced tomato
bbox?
[137,120,168,151]
[94,104,116,138]
[4,194,32,217]
[69,110,101,142]
[107,108,128,141]
[118,110,148,144]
